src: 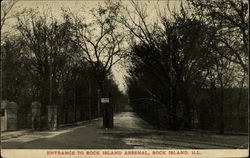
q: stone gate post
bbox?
[1,101,18,131]
[1,100,8,131]
[47,105,58,130]
[7,101,18,130]
[31,101,42,130]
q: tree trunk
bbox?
[171,89,178,130]
[183,96,192,130]
[88,80,92,120]
[218,71,224,134]
[219,86,224,134]
[73,84,77,123]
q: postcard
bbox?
[1,0,249,158]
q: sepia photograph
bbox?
[0,0,249,157]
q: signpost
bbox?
[101,98,109,104]
[101,97,113,128]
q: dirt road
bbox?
[2,112,248,149]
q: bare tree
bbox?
[1,0,19,30]
[189,0,249,73]
[65,1,128,94]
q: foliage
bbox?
[126,0,248,132]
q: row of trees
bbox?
[1,1,127,128]
[126,0,248,133]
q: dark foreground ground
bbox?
[1,111,248,149]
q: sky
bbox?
[2,0,181,93]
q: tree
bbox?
[16,8,76,117]
[188,0,249,134]
[64,1,128,95]
[1,35,31,102]
[62,1,128,127]
[188,0,249,73]
[1,0,19,105]
[1,0,19,30]
[122,1,217,129]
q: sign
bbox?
[101,98,109,103]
